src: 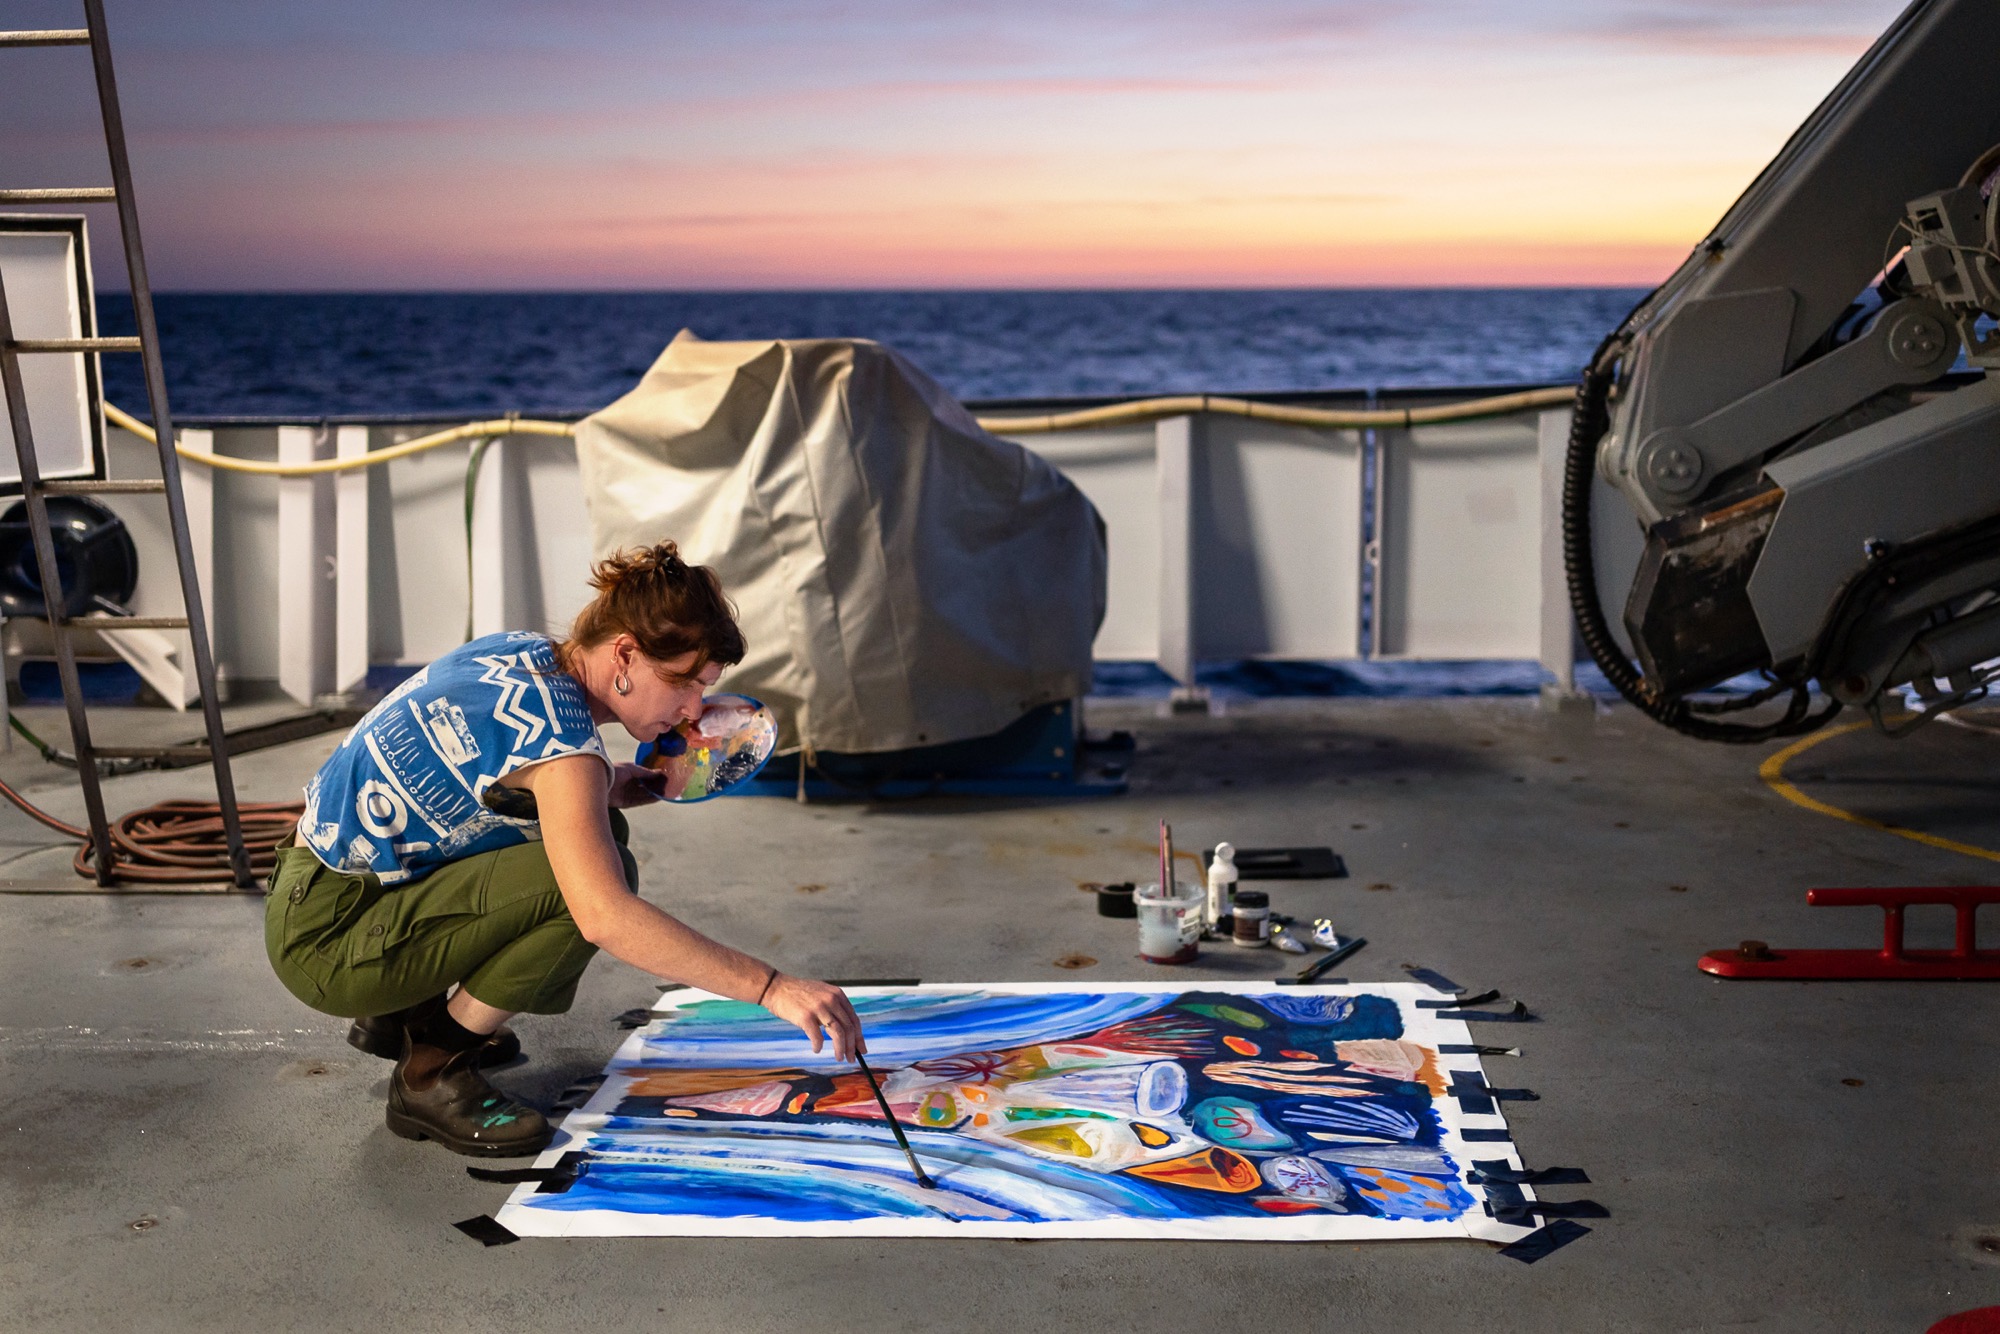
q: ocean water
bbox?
[95,287,1646,420]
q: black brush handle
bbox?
[855,1052,936,1189]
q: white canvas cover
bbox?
[574,332,1106,755]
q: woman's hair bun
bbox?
[589,540,686,595]
[562,540,745,681]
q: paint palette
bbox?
[636,693,777,802]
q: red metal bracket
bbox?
[1699,886,2000,980]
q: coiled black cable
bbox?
[1560,335,1841,744]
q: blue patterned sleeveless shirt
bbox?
[296,632,610,884]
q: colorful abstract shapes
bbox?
[1280,1099,1422,1141]
[1308,1143,1456,1175]
[665,1080,790,1116]
[1204,1060,1372,1097]
[785,1091,809,1115]
[1333,1039,1427,1083]
[917,1092,959,1127]
[1260,1155,1347,1205]
[1082,1013,1217,1058]
[1253,1199,1323,1214]
[1222,1035,1261,1056]
[1007,1123,1095,1158]
[1345,1166,1475,1221]
[1257,994,1357,1025]
[1189,1097,1294,1151]
[1280,1049,1315,1060]
[1126,1146,1261,1193]
[1005,1106,1116,1122]
[1132,1122,1174,1148]
[1014,1059,1189,1119]
[1181,1003,1268,1029]
[913,1051,1011,1084]
[625,1068,807,1098]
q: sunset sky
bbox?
[2,0,1910,290]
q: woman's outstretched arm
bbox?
[506,753,864,1059]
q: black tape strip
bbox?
[614,1007,654,1029]
[465,1150,588,1195]
[1434,1001,1534,1022]
[1471,1161,1591,1186]
[535,1150,587,1195]
[1493,1199,1608,1225]
[1274,976,1345,987]
[1448,1078,1496,1116]
[1459,1128,1513,1141]
[1498,1219,1591,1264]
[1452,1073,1538,1103]
[1438,1044,1519,1056]
[826,978,922,987]
[1528,1199,1609,1219]
[1419,989,1500,1009]
[1402,966,1462,993]
[452,1214,519,1247]
[551,1074,608,1112]
[1483,1180,1526,1220]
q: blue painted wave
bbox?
[634,989,1166,1069]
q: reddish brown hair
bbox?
[555,541,745,682]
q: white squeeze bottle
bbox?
[1206,842,1238,931]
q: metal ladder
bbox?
[0,3,250,887]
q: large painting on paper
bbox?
[496,982,1536,1241]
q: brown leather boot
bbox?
[385,1043,551,1158]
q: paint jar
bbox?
[1205,842,1238,932]
[1136,880,1203,964]
[1232,889,1271,947]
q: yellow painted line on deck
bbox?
[1759,719,2000,865]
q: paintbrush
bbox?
[1296,934,1367,983]
[854,1051,937,1190]
[1159,818,1173,896]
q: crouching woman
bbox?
[264,542,862,1157]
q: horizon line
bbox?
[101,281,1658,297]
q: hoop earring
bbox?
[613,673,631,696]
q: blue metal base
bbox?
[734,700,1131,800]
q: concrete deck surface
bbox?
[3,695,1998,1333]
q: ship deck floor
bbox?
[3,694,1997,1333]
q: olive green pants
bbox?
[264,811,635,1019]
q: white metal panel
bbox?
[1537,408,1576,690]
[335,425,369,693]
[205,428,281,684]
[469,439,506,640]
[1155,416,1194,683]
[277,425,335,702]
[0,224,98,484]
[1194,415,1362,659]
[373,429,473,666]
[469,432,593,643]
[510,433,594,639]
[1375,415,1542,659]
[1008,425,1157,660]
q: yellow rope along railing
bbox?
[104,383,1574,475]
[971,385,1576,434]
[103,402,572,474]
